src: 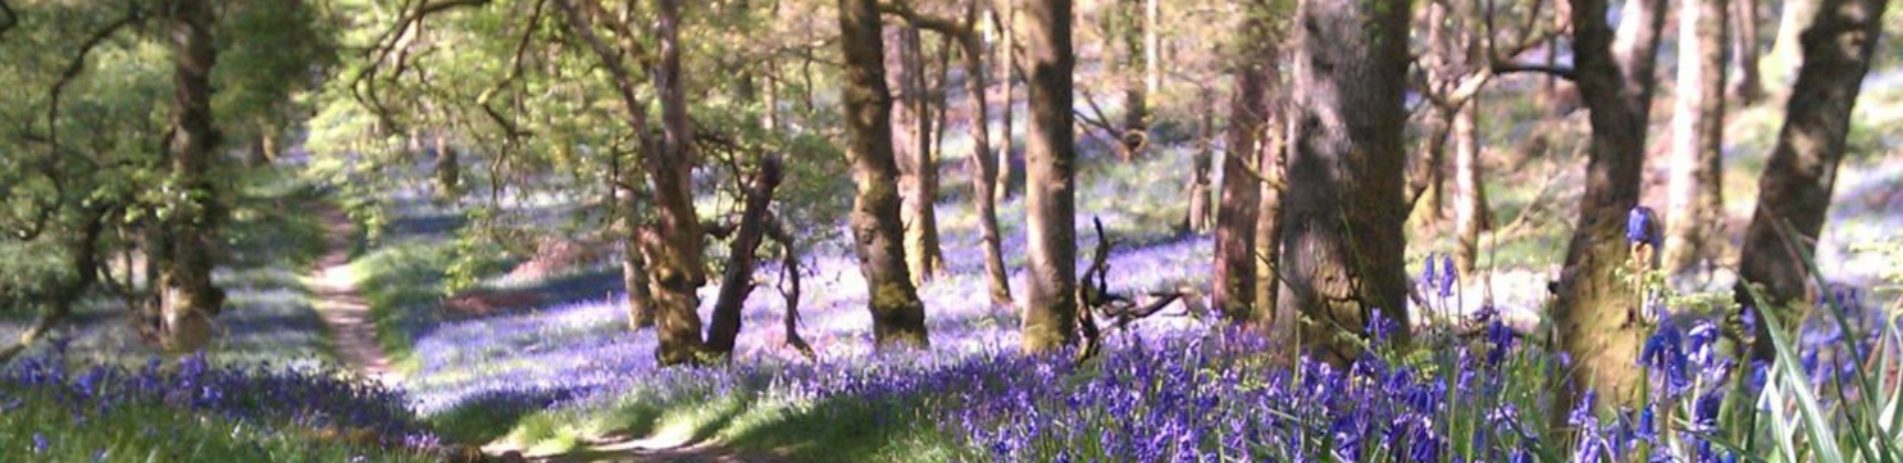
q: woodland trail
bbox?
[306,203,394,379]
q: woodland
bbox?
[2,0,1902,461]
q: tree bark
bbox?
[617,163,655,330]
[1737,0,1888,360]
[1019,0,1078,354]
[705,158,784,355]
[435,133,462,202]
[1279,0,1411,363]
[1252,98,1286,329]
[1553,0,1668,412]
[1143,0,1159,94]
[158,0,223,353]
[1117,0,1147,161]
[838,0,930,348]
[1212,21,1271,325]
[1730,0,1765,103]
[1185,86,1215,233]
[992,0,1016,203]
[649,0,708,365]
[1665,0,1730,283]
[1614,0,1669,103]
[1451,100,1488,277]
[959,3,1014,307]
[892,25,946,284]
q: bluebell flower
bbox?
[32,433,47,454]
[1626,206,1658,246]
[1421,253,1439,292]
[1439,255,1457,298]
[1569,390,1598,427]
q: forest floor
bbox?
[305,201,779,461]
[308,203,394,379]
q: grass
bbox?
[0,386,434,463]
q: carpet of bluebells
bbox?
[364,187,1898,461]
[3,161,1900,461]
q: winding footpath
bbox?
[307,204,394,380]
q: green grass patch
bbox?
[0,387,434,462]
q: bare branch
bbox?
[1491,62,1576,81]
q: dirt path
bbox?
[307,204,394,378]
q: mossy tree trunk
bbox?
[1553,0,1667,415]
[1019,0,1078,354]
[158,0,223,353]
[838,0,930,349]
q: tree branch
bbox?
[0,0,17,38]
[48,7,144,160]
[1491,62,1575,81]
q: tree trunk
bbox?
[992,0,1016,203]
[1767,0,1818,86]
[618,165,655,330]
[1279,0,1411,363]
[1185,86,1215,233]
[1252,99,1286,329]
[1553,0,1668,413]
[892,25,944,284]
[705,158,784,355]
[1451,100,1488,277]
[158,0,223,353]
[260,129,280,165]
[1143,0,1159,94]
[1118,0,1147,161]
[959,3,1014,307]
[1737,0,1888,360]
[1212,27,1271,325]
[436,134,462,202]
[837,0,930,348]
[1730,0,1765,103]
[649,0,708,365]
[1614,0,1669,103]
[1019,0,1078,354]
[556,0,706,364]
[1665,0,1730,283]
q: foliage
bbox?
[1,351,436,462]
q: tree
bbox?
[1184,86,1216,234]
[880,0,1014,307]
[1730,0,1765,103]
[156,0,223,353]
[1116,0,1147,159]
[554,0,707,365]
[1279,0,1410,362]
[1766,0,1819,86]
[1664,0,1730,284]
[705,158,786,355]
[839,0,930,348]
[1552,0,1669,410]
[890,23,947,283]
[1736,0,1889,360]
[1211,2,1277,326]
[1019,0,1078,354]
